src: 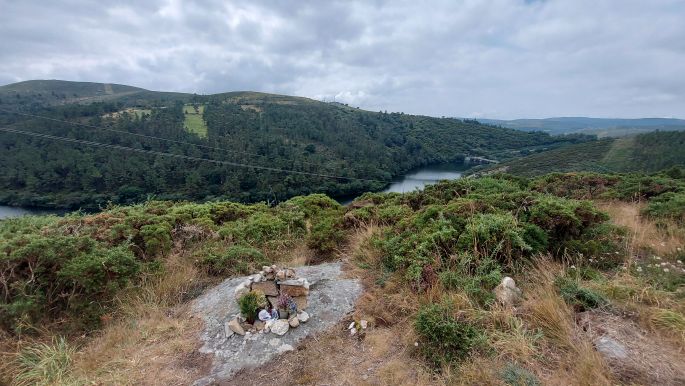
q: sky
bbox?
[1,0,684,119]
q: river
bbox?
[0,164,470,218]
[381,163,468,194]
[0,205,63,220]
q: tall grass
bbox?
[13,337,78,386]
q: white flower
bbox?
[663,268,670,273]
[655,256,662,260]
[636,267,643,272]
[677,260,683,265]
[570,265,576,269]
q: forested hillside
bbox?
[489,131,685,177]
[0,80,590,209]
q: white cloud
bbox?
[1,0,684,118]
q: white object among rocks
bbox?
[360,320,368,329]
[493,276,522,307]
[297,311,310,323]
[271,319,290,336]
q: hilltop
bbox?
[0,79,591,210]
[487,131,685,177]
[478,117,685,137]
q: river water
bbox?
[0,164,470,218]
[0,205,62,220]
[381,163,468,194]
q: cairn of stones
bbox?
[227,265,311,337]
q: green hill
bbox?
[478,117,685,137]
[0,80,591,210]
[491,131,685,176]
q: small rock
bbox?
[348,322,355,330]
[263,266,273,273]
[254,320,266,331]
[234,284,249,300]
[289,316,300,328]
[277,344,294,353]
[360,320,368,329]
[224,321,235,339]
[595,336,628,360]
[350,327,357,336]
[286,268,296,278]
[271,319,290,336]
[493,276,522,307]
[276,270,286,280]
[297,311,310,323]
[227,318,245,336]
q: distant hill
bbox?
[477,117,685,137]
[489,131,685,176]
[0,79,591,209]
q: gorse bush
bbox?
[307,216,345,257]
[200,245,267,275]
[414,302,485,367]
[373,176,614,290]
[642,192,685,224]
[0,194,340,334]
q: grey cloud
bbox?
[1,0,684,118]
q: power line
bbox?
[0,127,389,184]
[0,107,334,170]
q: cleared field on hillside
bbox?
[183,104,208,138]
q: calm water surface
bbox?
[382,163,468,193]
[0,205,62,220]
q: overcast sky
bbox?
[1,0,684,119]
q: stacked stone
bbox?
[228,265,311,338]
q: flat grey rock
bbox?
[191,262,361,385]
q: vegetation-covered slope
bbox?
[0,80,591,209]
[479,116,685,137]
[491,131,685,176]
[2,170,684,385]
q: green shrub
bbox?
[500,363,541,386]
[414,302,485,367]
[307,216,345,256]
[200,245,266,275]
[0,235,139,332]
[237,291,267,323]
[563,224,626,269]
[439,254,502,306]
[555,277,608,311]
[139,222,173,256]
[456,213,531,264]
[642,192,685,224]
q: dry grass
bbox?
[69,250,210,385]
[598,201,683,256]
[521,259,614,386]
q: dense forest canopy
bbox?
[0,80,592,209]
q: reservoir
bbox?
[0,205,62,220]
[381,163,468,193]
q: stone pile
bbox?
[226,265,311,338]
